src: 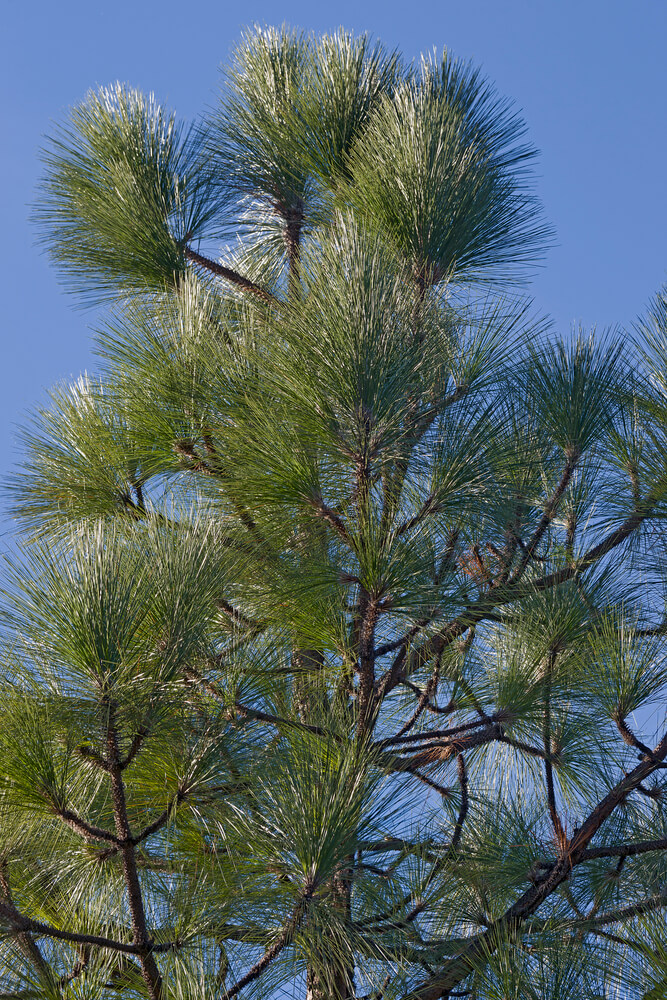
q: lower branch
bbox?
[0,865,53,987]
[405,726,667,999]
[223,890,310,999]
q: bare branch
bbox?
[222,890,311,999]
[614,713,657,760]
[579,838,667,862]
[309,496,352,543]
[55,807,119,845]
[184,247,278,304]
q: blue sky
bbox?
[2,0,667,542]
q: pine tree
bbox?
[3,25,667,1000]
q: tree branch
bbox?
[614,713,657,760]
[390,506,653,698]
[579,837,667,861]
[222,889,311,999]
[510,457,578,583]
[216,599,262,630]
[572,889,667,929]
[309,496,352,543]
[59,945,91,986]
[0,900,174,956]
[184,247,278,305]
[120,727,149,770]
[542,650,566,846]
[0,864,53,985]
[55,807,119,845]
[450,755,469,850]
[405,726,667,999]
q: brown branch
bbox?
[381,723,549,778]
[358,838,436,857]
[222,890,311,999]
[185,669,333,738]
[121,728,149,770]
[233,702,339,740]
[450,755,469,850]
[60,945,91,986]
[377,717,492,750]
[614,713,656,760]
[375,621,429,659]
[284,203,304,301]
[309,496,352,543]
[378,391,466,550]
[397,495,440,537]
[407,726,667,999]
[55,807,119,845]
[494,734,550,761]
[123,788,189,850]
[173,440,215,475]
[408,771,453,797]
[436,530,462,585]
[75,744,108,769]
[216,599,261,630]
[184,247,278,305]
[388,655,443,740]
[388,506,652,700]
[542,650,566,846]
[173,441,263,541]
[389,676,459,716]
[358,591,381,736]
[637,782,663,801]
[572,889,667,929]
[579,837,667,862]
[0,864,52,984]
[0,900,169,956]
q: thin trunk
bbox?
[284,203,304,302]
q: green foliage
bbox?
[35,85,225,304]
[345,52,551,286]
[5,22,667,1000]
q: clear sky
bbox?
[2,0,667,541]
